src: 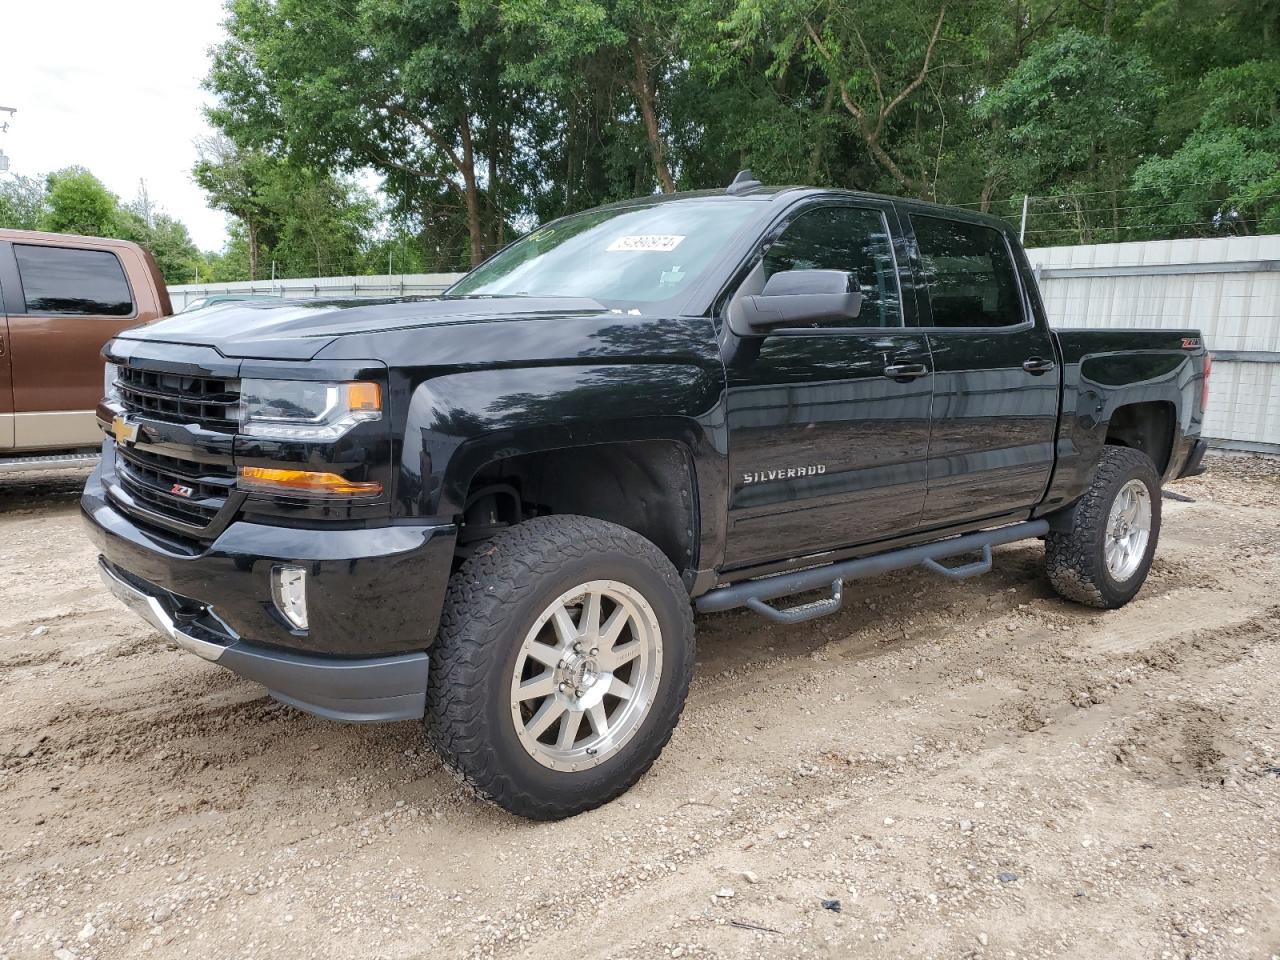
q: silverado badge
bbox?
[742,464,827,485]
[110,415,139,446]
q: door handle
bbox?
[882,362,929,381]
[1022,357,1056,375]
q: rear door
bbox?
[721,200,934,569]
[7,241,139,449]
[906,212,1058,528]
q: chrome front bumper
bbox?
[98,558,230,662]
[95,556,430,723]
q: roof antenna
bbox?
[726,169,761,196]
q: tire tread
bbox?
[1045,445,1160,609]
[426,515,695,820]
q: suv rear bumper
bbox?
[82,464,455,722]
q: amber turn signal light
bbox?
[346,381,381,412]
[239,466,383,497]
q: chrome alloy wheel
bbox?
[1105,478,1152,582]
[510,580,663,772]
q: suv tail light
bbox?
[1201,353,1211,414]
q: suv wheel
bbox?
[426,515,695,819]
[1045,445,1162,609]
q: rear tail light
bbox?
[1201,353,1211,414]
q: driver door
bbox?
[721,201,933,570]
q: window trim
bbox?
[11,242,138,320]
[908,214,1032,334]
[714,196,914,336]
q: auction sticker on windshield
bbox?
[606,234,686,252]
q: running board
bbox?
[0,451,101,474]
[695,520,1050,624]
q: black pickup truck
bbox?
[83,176,1209,819]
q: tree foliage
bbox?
[0,168,203,284]
[199,0,1278,255]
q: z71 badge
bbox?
[743,464,827,485]
[1181,336,1201,349]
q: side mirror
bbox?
[736,269,862,334]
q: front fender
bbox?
[394,361,729,558]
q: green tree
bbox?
[1131,60,1280,235]
[193,136,281,280]
[118,210,203,285]
[0,175,48,230]
[40,167,120,237]
[975,29,1160,242]
[208,0,517,267]
[194,135,378,280]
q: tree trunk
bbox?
[631,45,676,194]
[807,86,836,183]
[458,115,484,268]
[863,129,914,191]
[247,222,261,282]
[979,174,1000,213]
[487,118,501,253]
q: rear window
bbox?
[14,244,135,316]
[912,216,1024,328]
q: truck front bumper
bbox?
[82,465,456,723]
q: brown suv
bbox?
[0,229,171,471]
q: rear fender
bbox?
[1036,344,1201,515]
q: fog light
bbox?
[271,565,309,630]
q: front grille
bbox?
[117,367,240,432]
[115,444,236,528]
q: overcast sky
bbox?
[0,0,232,250]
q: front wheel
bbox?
[1045,445,1162,609]
[426,516,695,820]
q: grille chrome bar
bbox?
[117,367,240,432]
[108,362,242,538]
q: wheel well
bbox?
[1105,401,1175,474]
[457,440,698,578]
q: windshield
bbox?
[447,199,759,307]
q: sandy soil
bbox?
[1,456,1278,960]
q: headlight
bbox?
[239,379,382,440]
[104,362,122,401]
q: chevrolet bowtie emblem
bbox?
[111,415,140,445]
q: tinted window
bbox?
[912,216,1024,328]
[14,245,134,316]
[763,206,902,327]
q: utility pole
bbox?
[1019,194,1030,243]
[0,106,15,174]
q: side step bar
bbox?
[695,520,1050,624]
[0,451,100,474]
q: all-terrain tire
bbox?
[425,515,695,820]
[1045,445,1162,609]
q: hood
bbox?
[116,296,610,360]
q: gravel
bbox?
[1,455,1278,959]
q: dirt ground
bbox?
[1,455,1278,960]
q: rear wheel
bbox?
[1045,445,1162,609]
[426,515,695,819]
